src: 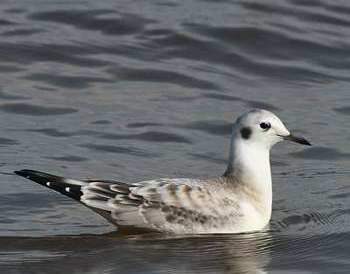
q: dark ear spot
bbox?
[240,127,252,139]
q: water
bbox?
[0,0,349,273]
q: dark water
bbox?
[0,0,349,273]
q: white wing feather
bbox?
[81,178,243,233]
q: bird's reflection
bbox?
[0,231,272,274]
[132,232,272,274]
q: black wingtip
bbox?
[14,169,83,201]
[14,169,31,177]
[14,169,61,184]
[14,169,23,175]
[15,169,43,176]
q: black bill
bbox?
[283,134,311,146]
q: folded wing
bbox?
[15,170,234,233]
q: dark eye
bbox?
[260,122,271,130]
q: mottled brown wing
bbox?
[108,178,228,233]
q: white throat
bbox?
[224,133,273,216]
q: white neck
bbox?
[224,133,272,217]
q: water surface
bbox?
[0,0,350,273]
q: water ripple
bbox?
[333,106,350,115]
[24,73,113,89]
[179,120,232,136]
[0,103,78,116]
[0,138,19,146]
[29,10,156,36]
[100,131,192,144]
[290,146,350,160]
[241,1,350,28]
[108,66,220,90]
[1,28,43,37]
[0,42,108,66]
[79,143,159,158]
[45,156,88,162]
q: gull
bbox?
[14,109,311,234]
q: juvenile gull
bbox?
[14,109,311,234]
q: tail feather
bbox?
[14,169,86,201]
[14,169,153,231]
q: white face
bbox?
[234,109,291,149]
